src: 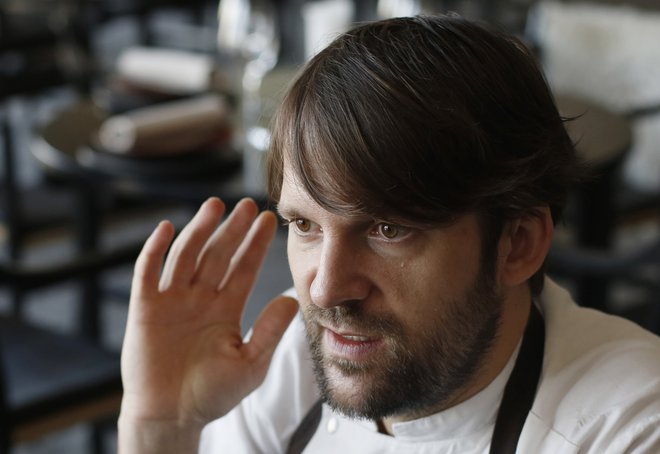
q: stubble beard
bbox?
[301,271,503,422]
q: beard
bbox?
[301,266,503,422]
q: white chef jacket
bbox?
[199,278,660,453]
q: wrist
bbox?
[117,412,204,454]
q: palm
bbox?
[121,198,297,427]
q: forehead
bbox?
[277,164,324,216]
[277,162,368,225]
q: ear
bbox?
[496,207,554,287]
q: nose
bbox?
[309,238,371,309]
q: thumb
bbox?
[245,296,299,365]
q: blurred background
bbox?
[0,0,659,452]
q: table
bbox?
[33,100,261,202]
[32,99,263,339]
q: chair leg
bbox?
[73,183,102,342]
[0,405,10,454]
[9,287,24,319]
[91,415,120,454]
[574,167,617,312]
[91,422,106,454]
[649,291,660,335]
[2,113,26,318]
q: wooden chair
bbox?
[0,244,139,453]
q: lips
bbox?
[323,326,384,361]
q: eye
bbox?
[293,218,311,233]
[377,223,401,239]
[280,215,318,237]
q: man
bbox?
[118,15,660,453]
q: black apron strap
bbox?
[286,398,323,454]
[489,303,544,454]
[286,304,545,454]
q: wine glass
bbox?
[217,0,280,194]
[377,0,422,18]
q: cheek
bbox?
[287,240,314,294]
[396,240,482,311]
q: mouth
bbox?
[322,326,385,361]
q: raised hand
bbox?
[119,198,298,452]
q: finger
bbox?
[244,296,299,369]
[218,211,278,322]
[159,198,225,290]
[192,198,259,288]
[132,220,175,301]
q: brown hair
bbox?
[267,15,582,295]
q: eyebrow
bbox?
[274,203,297,220]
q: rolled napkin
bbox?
[97,94,231,155]
[116,46,225,95]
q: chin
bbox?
[319,362,403,420]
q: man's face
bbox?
[278,168,504,421]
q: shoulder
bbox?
[526,278,660,452]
